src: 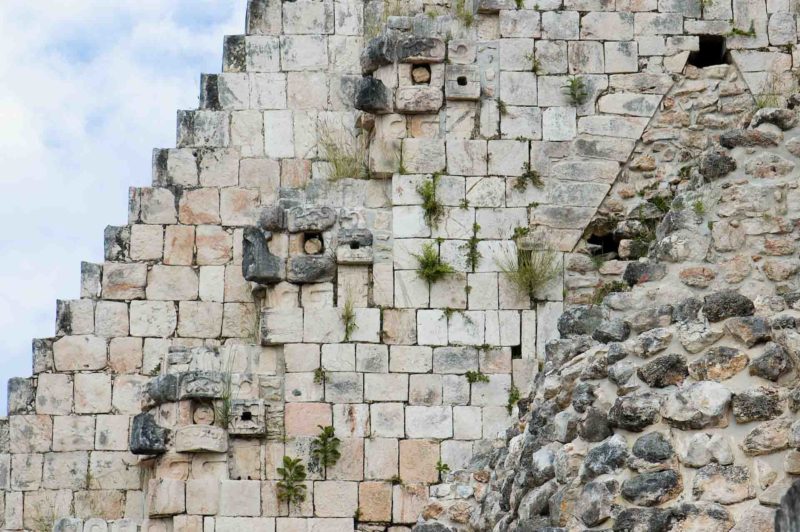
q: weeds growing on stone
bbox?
[454,0,474,26]
[319,124,368,180]
[513,163,544,191]
[563,76,589,106]
[464,223,482,271]
[497,244,559,299]
[727,20,756,37]
[497,99,508,115]
[214,352,236,429]
[314,367,327,385]
[341,289,358,342]
[692,200,706,216]
[417,173,445,228]
[436,460,451,478]
[415,243,455,283]
[506,384,521,415]
[277,456,308,507]
[311,425,341,479]
[591,280,630,306]
[465,370,490,384]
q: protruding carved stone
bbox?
[286,206,337,232]
[130,413,170,455]
[174,425,228,453]
[355,77,393,114]
[446,65,481,101]
[242,226,284,285]
[287,255,337,283]
[229,399,268,436]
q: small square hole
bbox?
[688,35,728,68]
[511,345,522,359]
[457,76,468,86]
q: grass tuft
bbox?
[497,242,559,299]
[319,123,368,180]
[417,173,445,229]
[414,243,455,284]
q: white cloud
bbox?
[0,1,247,411]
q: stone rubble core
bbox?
[3,0,800,531]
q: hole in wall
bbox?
[511,345,522,359]
[241,411,253,421]
[457,76,468,86]
[412,64,432,85]
[687,35,728,68]
[587,233,619,256]
[350,242,360,250]
[303,232,324,255]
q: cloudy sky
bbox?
[0,1,247,411]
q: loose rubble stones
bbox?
[608,392,663,432]
[731,386,783,423]
[661,381,731,430]
[703,291,755,322]
[636,354,689,388]
[749,342,792,381]
[688,347,749,381]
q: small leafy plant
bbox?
[417,173,445,229]
[497,244,559,299]
[465,370,490,384]
[464,223,482,272]
[311,425,341,479]
[277,456,308,507]
[314,367,327,385]
[513,163,544,191]
[341,290,358,342]
[454,0,474,26]
[563,76,589,106]
[591,280,630,306]
[497,99,508,116]
[414,242,455,284]
[506,384,521,415]
[692,200,706,216]
[436,460,451,478]
[727,20,756,37]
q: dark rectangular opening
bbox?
[688,35,728,68]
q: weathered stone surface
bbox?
[719,129,780,148]
[633,328,673,358]
[623,261,667,286]
[608,392,662,432]
[750,107,798,130]
[287,255,336,283]
[557,306,605,337]
[621,469,682,506]
[750,342,792,382]
[578,480,617,527]
[637,354,688,388]
[732,386,783,423]
[632,432,674,465]
[689,347,749,382]
[242,227,284,285]
[662,381,731,429]
[725,316,770,347]
[592,319,631,343]
[741,418,792,456]
[354,76,393,114]
[699,151,736,180]
[130,413,169,455]
[693,464,755,504]
[703,290,755,322]
[581,435,628,481]
[174,425,228,453]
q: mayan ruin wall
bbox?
[5,0,800,530]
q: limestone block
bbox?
[102,263,147,300]
[500,10,541,38]
[35,373,72,415]
[499,71,537,106]
[53,335,107,371]
[321,344,355,371]
[75,373,112,414]
[365,373,409,402]
[454,405,482,439]
[219,479,261,516]
[441,440,473,470]
[443,373,470,405]
[314,481,358,517]
[199,266,225,303]
[174,425,228,453]
[231,110,265,157]
[402,138,446,174]
[364,438,398,480]
[216,517,277,532]
[409,375,444,406]
[285,403,331,437]
[130,301,177,338]
[394,270,429,308]
[178,301,223,338]
[131,224,164,261]
[325,372,363,403]
[446,140,488,176]
[578,115,649,139]
[768,12,796,45]
[605,42,638,73]
[418,309,448,346]
[220,187,258,226]
[332,404,369,438]
[112,375,149,414]
[568,41,604,73]
[139,188,177,225]
[581,12,634,40]
[148,478,186,517]
[433,347,479,374]
[472,374,512,406]
[370,403,405,438]
[9,415,52,453]
[382,309,417,345]
[501,106,542,140]
[542,11,580,39]
[358,481,392,522]
[95,415,130,451]
[11,453,43,490]
[634,13,684,34]
[488,140,528,176]
[177,110,230,148]
[303,308,346,343]
[280,35,328,71]
[264,110,294,158]
[468,273,499,310]
[261,308,304,345]
[449,311,485,345]
[285,372,324,402]
[399,440,439,483]
[543,107,577,141]
[389,345,433,373]
[94,301,129,337]
[155,148,198,187]
[499,38,535,71]
[282,1,334,34]
[245,36,281,72]
[483,406,513,438]
[446,65,481,101]
[250,73,287,110]
[196,226,232,265]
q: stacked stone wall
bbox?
[2,0,800,531]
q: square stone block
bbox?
[364,438,399,480]
[285,403,332,437]
[399,440,439,483]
